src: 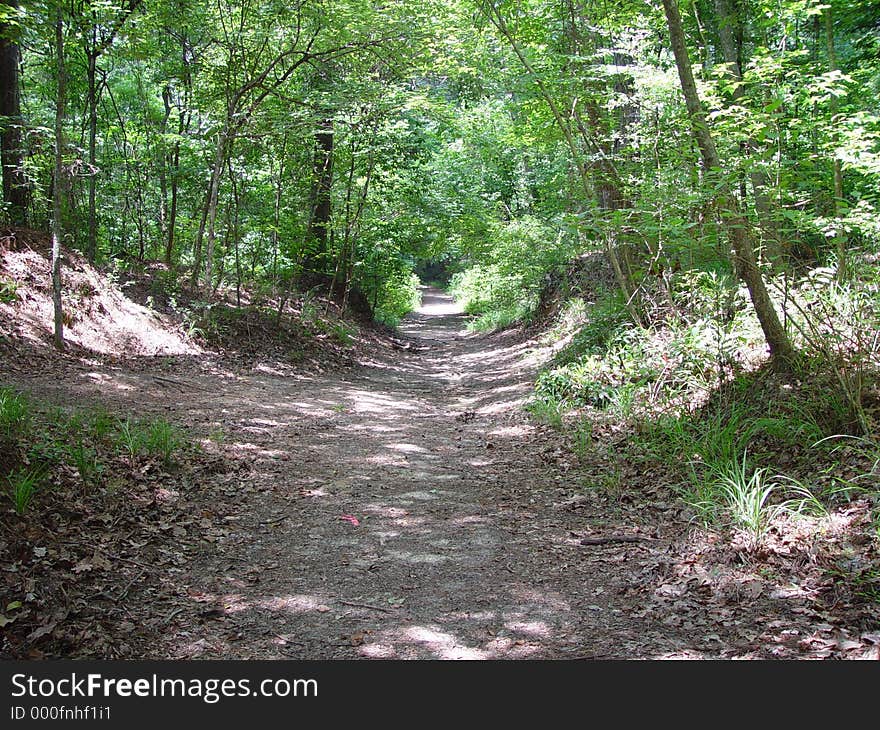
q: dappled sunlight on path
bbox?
[143,287,664,659]
[12,287,686,659]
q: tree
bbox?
[75,0,143,262]
[661,0,793,365]
[51,2,66,350]
[0,0,28,224]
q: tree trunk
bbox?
[164,34,191,266]
[0,0,28,224]
[824,5,846,278]
[662,0,794,365]
[51,7,66,350]
[304,117,334,277]
[270,132,287,285]
[165,136,180,265]
[85,38,98,261]
[228,157,242,306]
[202,126,229,291]
[190,190,210,287]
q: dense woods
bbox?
[0,0,879,660]
[1,0,878,336]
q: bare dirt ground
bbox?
[4,288,878,659]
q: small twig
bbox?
[260,514,288,525]
[151,375,191,388]
[115,567,146,602]
[338,599,395,614]
[94,548,154,570]
[163,607,184,625]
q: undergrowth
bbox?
[529,256,880,549]
[0,388,190,515]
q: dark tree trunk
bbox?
[85,42,98,261]
[165,35,192,266]
[0,0,28,224]
[304,117,334,277]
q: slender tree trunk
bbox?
[270,132,287,285]
[202,126,229,291]
[165,137,180,265]
[228,157,242,306]
[51,8,66,350]
[824,5,846,278]
[712,0,781,263]
[192,112,231,289]
[662,0,794,365]
[85,38,98,261]
[190,190,210,287]
[158,85,172,253]
[164,36,191,266]
[0,0,28,224]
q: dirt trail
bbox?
[6,286,878,660]
[123,286,669,659]
[6,287,690,658]
[166,286,655,659]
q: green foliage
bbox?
[450,217,574,330]
[374,272,422,327]
[570,420,593,462]
[781,264,880,433]
[467,304,529,333]
[525,398,565,428]
[144,419,185,467]
[65,441,104,485]
[87,409,117,440]
[6,467,44,515]
[0,386,190,516]
[680,451,826,547]
[0,277,18,304]
[114,417,185,465]
[115,418,145,462]
[0,387,30,438]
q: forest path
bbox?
[146,286,668,659]
[7,287,682,659]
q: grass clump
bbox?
[144,419,185,467]
[0,387,31,438]
[115,417,185,466]
[0,386,191,519]
[678,450,826,547]
[0,277,18,304]
[6,466,44,515]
